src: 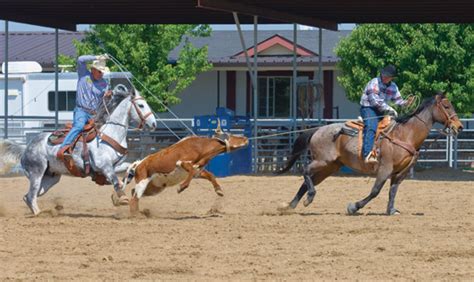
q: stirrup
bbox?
[364,153,378,164]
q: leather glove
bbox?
[96,54,109,61]
[386,106,398,118]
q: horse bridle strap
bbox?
[101,133,128,155]
[437,99,458,128]
[129,97,153,129]
[381,132,417,156]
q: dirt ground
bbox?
[0,169,473,280]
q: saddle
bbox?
[341,115,395,159]
[53,120,109,185]
[48,119,98,145]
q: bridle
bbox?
[436,98,458,129]
[128,96,153,129]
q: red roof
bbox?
[234,34,316,57]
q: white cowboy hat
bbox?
[91,59,110,73]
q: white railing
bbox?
[1,116,473,172]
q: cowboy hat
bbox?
[91,59,110,73]
[380,64,397,77]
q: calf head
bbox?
[213,120,249,152]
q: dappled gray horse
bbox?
[1,87,156,215]
[277,93,463,215]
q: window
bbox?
[48,91,76,111]
[257,77,291,118]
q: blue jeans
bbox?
[60,107,92,148]
[360,107,383,158]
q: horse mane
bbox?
[94,89,132,126]
[395,92,445,124]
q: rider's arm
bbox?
[391,84,408,107]
[77,55,98,78]
[366,79,390,112]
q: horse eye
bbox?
[138,104,144,109]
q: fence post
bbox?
[453,134,458,169]
[447,135,452,168]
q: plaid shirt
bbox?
[360,76,405,112]
[75,55,109,114]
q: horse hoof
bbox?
[387,208,401,216]
[111,193,129,207]
[303,197,313,207]
[277,202,291,211]
[347,203,358,215]
[23,195,40,216]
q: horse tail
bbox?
[0,140,26,175]
[275,127,319,175]
[121,160,142,191]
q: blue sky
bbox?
[0,21,355,32]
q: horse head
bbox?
[107,84,154,130]
[432,93,463,135]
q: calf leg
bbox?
[199,169,224,196]
[129,189,140,215]
[177,161,197,194]
[129,178,151,215]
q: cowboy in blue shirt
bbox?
[360,65,413,164]
[57,54,112,157]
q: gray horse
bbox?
[277,94,463,215]
[1,87,156,215]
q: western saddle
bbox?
[342,115,395,159]
[50,120,125,185]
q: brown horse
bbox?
[277,93,463,215]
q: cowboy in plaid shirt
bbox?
[359,65,411,164]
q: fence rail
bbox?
[1,116,473,173]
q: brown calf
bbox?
[123,130,248,214]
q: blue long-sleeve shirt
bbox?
[360,76,406,112]
[75,55,109,114]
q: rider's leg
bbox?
[59,107,91,151]
[361,107,379,159]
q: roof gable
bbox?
[234,34,317,57]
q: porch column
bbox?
[323,70,334,118]
[226,71,236,111]
[4,20,8,139]
[55,28,59,129]
[252,16,258,173]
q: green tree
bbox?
[61,24,212,111]
[335,24,473,115]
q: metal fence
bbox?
[1,116,473,173]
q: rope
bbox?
[248,126,322,140]
[106,55,195,139]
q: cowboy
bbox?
[360,64,413,164]
[57,54,112,157]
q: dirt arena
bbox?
[0,169,473,280]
